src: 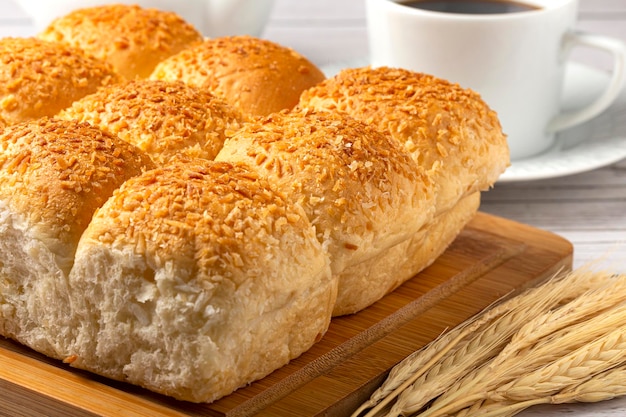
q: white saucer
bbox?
[321,61,626,183]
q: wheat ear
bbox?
[352,268,576,417]
[424,323,626,417]
[408,271,626,413]
[351,323,476,417]
[352,296,514,417]
[381,269,615,416]
[489,325,626,402]
[389,309,530,415]
[416,300,626,417]
[355,292,532,417]
[497,273,626,362]
[460,364,626,417]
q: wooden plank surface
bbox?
[0,212,573,417]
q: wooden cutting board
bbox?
[0,212,573,417]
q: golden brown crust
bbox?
[84,160,316,274]
[298,66,510,213]
[150,36,326,117]
[0,117,154,270]
[38,4,203,79]
[59,79,247,166]
[216,109,437,281]
[333,192,480,316]
[0,37,123,125]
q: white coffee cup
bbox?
[366,0,626,160]
[15,0,275,39]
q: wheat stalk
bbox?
[389,310,532,415]
[367,269,616,416]
[490,325,626,402]
[560,363,626,403]
[417,319,626,417]
[460,364,626,417]
[414,300,626,417]
[351,321,480,417]
[351,296,515,417]
[497,274,626,362]
[455,401,518,417]
[353,269,624,417]
[354,294,531,417]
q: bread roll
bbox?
[0,117,154,359]
[38,4,203,79]
[0,37,123,125]
[216,109,437,315]
[67,160,334,403]
[334,192,480,315]
[298,66,510,214]
[150,36,326,117]
[59,79,247,166]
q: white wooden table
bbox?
[1,0,625,416]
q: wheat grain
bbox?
[389,310,530,415]
[355,270,576,416]
[381,270,618,416]
[354,269,624,417]
[497,274,626,362]
[489,325,626,402]
[352,324,475,417]
[559,363,626,403]
[415,300,626,417]
[421,324,626,417]
[352,298,515,417]
[460,364,626,417]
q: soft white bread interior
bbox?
[0,117,154,359]
[66,160,335,403]
[298,66,510,215]
[150,35,326,117]
[216,109,437,315]
[0,37,123,125]
[58,79,247,166]
[38,4,203,79]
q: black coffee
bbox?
[400,0,540,14]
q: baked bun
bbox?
[216,109,436,315]
[0,37,123,125]
[150,36,326,117]
[0,117,154,359]
[38,4,203,79]
[298,66,510,214]
[67,160,334,403]
[335,192,480,315]
[59,79,247,166]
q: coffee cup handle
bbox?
[547,31,626,133]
